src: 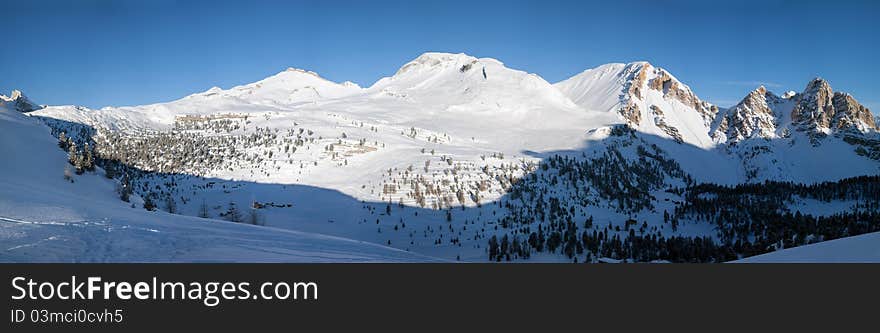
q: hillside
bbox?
[736,231,880,263]
[0,104,438,262]
[9,52,880,263]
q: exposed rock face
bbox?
[645,67,718,127]
[628,64,648,100]
[614,63,717,138]
[617,63,649,126]
[832,92,877,132]
[711,77,878,166]
[711,86,778,143]
[791,78,837,134]
[650,105,683,143]
[713,115,729,141]
[556,61,719,146]
[1,90,41,112]
[620,102,641,126]
[789,78,877,142]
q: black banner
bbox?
[2,264,878,332]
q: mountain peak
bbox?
[557,61,718,147]
[341,81,361,89]
[284,67,321,77]
[711,84,779,143]
[831,91,878,132]
[792,77,835,134]
[629,60,652,69]
[415,52,473,61]
[366,52,578,116]
[394,52,483,76]
[792,77,877,136]
[1,89,41,112]
[804,77,832,93]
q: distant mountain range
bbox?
[3,52,879,262]
[22,52,879,183]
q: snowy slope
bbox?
[31,53,622,198]
[0,104,438,262]
[736,231,880,263]
[186,68,363,108]
[23,53,636,262]
[15,52,880,262]
[554,63,635,114]
[368,53,579,119]
[712,80,880,182]
[556,62,718,149]
[30,54,880,188]
[32,68,362,131]
[0,90,42,113]
[556,62,880,183]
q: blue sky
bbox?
[1,0,878,113]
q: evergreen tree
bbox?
[248,208,261,225]
[119,173,132,203]
[143,194,156,211]
[225,202,242,222]
[58,132,68,149]
[83,143,95,171]
[488,235,499,261]
[198,199,210,218]
[165,193,177,214]
[104,163,116,179]
[68,141,78,166]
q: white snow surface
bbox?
[556,62,716,147]
[11,52,880,262]
[736,231,880,263]
[32,54,879,187]
[0,105,439,262]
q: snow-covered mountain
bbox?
[556,62,719,148]
[0,100,439,262]
[710,85,787,144]
[368,53,578,117]
[793,78,878,135]
[186,67,363,107]
[8,52,880,262]
[32,68,363,131]
[0,89,42,113]
[707,78,880,181]
[713,78,878,144]
[554,61,879,182]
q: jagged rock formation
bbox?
[711,86,779,144]
[646,68,718,127]
[832,92,877,132]
[791,78,877,139]
[556,62,718,148]
[714,78,877,145]
[792,78,837,136]
[650,105,683,143]
[0,90,42,112]
[558,62,876,152]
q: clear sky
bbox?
[1,0,878,113]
